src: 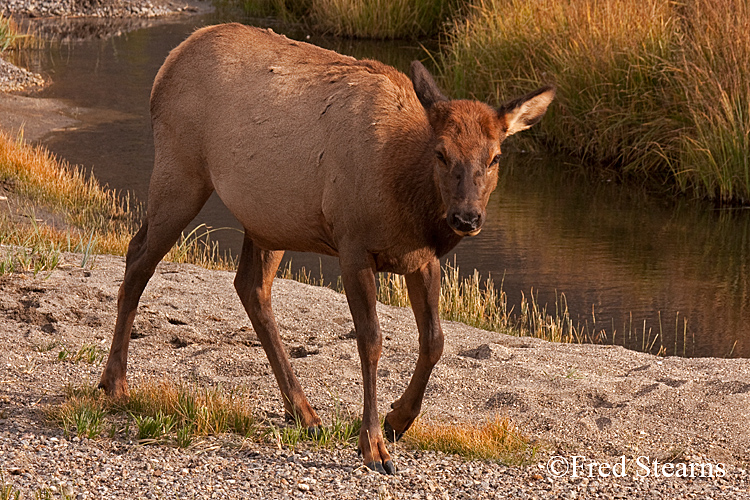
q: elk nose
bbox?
[449,211,483,234]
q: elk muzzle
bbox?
[447,208,484,236]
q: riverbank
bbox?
[1,0,210,18]
[1,252,749,498]
[0,0,212,94]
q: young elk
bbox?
[98,23,555,474]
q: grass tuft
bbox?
[0,15,19,53]
[53,396,106,440]
[56,344,106,365]
[404,415,537,465]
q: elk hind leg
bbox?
[99,161,213,398]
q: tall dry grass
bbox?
[441,0,750,202]
[675,0,750,200]
[442,0,681,173]
[309,0,457,38]
[238,0,462,38]
[376,260,605,345]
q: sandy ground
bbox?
[0,252,748,497]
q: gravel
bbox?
[2,428,747,499]
[1,251,749,498]
[1,0,206,19]
[0,57,44,93]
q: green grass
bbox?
[1,472,21,500]
[56,344,106,365]
[55,396,106,439]
[439,0,750,203]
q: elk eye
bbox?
[436,151,447,164]
[490,154,501,166]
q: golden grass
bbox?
[236,0,461,38]
[309,0,457,38]
[116,381,258,438]
[442,0,680,169]
[0,131,133,232]
[0,15,18,53]
[404,415,537,465]
[0,131,235,271]
[674,0,750,201]
[374,259,604,345]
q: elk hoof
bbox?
[363,460,396,475]
[97,377,128,399]
[383,460,397,475]
[365,461,386,474]
[383,418,404,443]
[306,425,323,440]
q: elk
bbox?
[98,23,555,474]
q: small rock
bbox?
[458,343,511,361]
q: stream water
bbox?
[13,13,750,358]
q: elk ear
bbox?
[498,85,556,136]
[410,60,447,111]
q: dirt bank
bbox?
[0,252,748,498]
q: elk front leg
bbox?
[340,251,395,475]
[384,257,443,442]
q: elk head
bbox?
[411,61,555,236]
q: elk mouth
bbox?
[451,227,482,237]
[447,210,484,237]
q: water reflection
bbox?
[18,14,750,358]
[470,156,749,358]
